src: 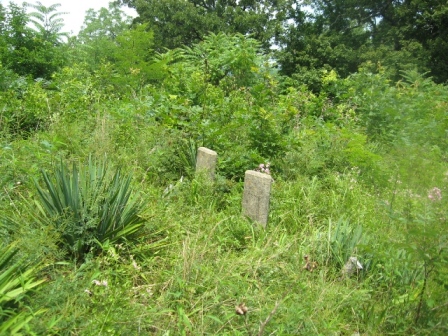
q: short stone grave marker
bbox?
[242,170,272,227]
[195,147,217,180]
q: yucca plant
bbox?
[0,244,45,335]
[178,138,198,178]
[327,217,364,269]
[34,157,145,260]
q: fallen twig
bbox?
[257,301,280,336]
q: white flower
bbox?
[92,279,108,287]
[132,260,141,271]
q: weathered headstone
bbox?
[242,170,272,227]
[195,147,217,180]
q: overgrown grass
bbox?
[0,59,447,334]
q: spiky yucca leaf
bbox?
[328,217,363,267]
[0,245,45,303]
[34,158,145,260]
[0,244,45,335]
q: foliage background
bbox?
[0,1,447,334]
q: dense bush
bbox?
[1,24,447,333]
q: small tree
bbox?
[0,2,67,78]
[25,1,69,43]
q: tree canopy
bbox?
[278,0,448,83]
[0,2,67,78]
[1,0,448,83]
[115,0,295,51]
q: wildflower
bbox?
[130,254,141,271]
[84,289,93,296]
[92,280,108,287]
[428,187,442,201]
[132,260,141,271]
[255,163,271,175]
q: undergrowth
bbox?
[0,37,447,334]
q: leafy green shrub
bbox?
[0,244,45,335]
[33,157,145,260]
[218,147,264,181]
[51,64,111,120]
[0,63,21,92]
[276,108,384,184]
[248,106,284,159]
[0,79,54,136]
[137,130,199,185]
[347,68,448,149]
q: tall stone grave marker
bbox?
[242,170,272,227]
[195,147,217,180]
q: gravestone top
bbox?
[197,147,217,156]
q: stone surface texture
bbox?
[195,147,218,180]
[242,170,272,227]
